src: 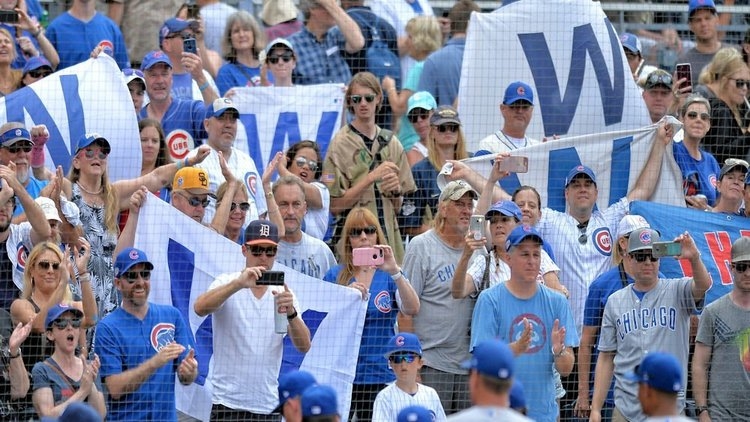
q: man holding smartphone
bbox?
[194,220,311,421]
[157,18,219,101]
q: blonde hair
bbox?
[698,47,745,85]
[21,242,72,302]
[0,28,21,89]
[426,127,469,171]
[68,154,119,235]
[346,72,383,114]
[336,207,387,286]
[406,16,442,59]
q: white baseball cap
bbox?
[615,214,649,240]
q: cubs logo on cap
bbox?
[627,228,661,253]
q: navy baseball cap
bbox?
[244,220,279,246]
[565,164,597,187]
[509,379,527,409]
[486,200,522,221]
[159,18,199,46]
[745,170,750,185]
[397,405,433,422]
[75,133,111,154]
[503,81,534,105]
[301,385,339,417]
[0,122,32,147]
[22,56,53,76]
[505,224,544,252]
[384,333,423,358]
[463,339,514,379]
[114,248,154,278]
[626,352,683,393]
[627,228,661,253]
[141,50,173,71]
[273,370,317,413]
[45,303,84,329]
[620,33,641,55]
[206,97,239,119]
[689,0,716,17]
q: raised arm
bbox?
[8,319,32,399]
[0,165,51,242]
[194,267,262,316]
[627,121,673,201]
[451,234,485,299]
[320,0,364,53]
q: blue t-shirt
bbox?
[139,98,208,147]
[216,62,269,96]
[171,73,195,100]
[95,303,195,422]
[323,265,398,385]
[14,176,49,217]
[417,37,465,107]
[471,283,579,422]
[45,11,129,70]
[672,141,720,206]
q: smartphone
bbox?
[652,241,682,258]
[470,215,485,240]
[675,63,692,92]
[256,270,285,286]
[498,156,529,173]
[0,10,18,24]
[186,4,201,20]
[183,37,197,55]
[352,247,384,266]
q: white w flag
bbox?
[135,194,366,420]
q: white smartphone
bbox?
[470,215,485,240]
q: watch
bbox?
[696,406,708,415]
[286,310,298,321]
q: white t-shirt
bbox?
[477,131,540,155]
[303,181,330,240]
[276,232,337,280]
[372,382,447,422]
[447,406,532,421]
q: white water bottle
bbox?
[274,294,287,334]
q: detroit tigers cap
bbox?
[384,332,423,358]
[462,339,514,380]
[689,0,717,17]
[301,384,339,417]
[0,122,32,147]
[173,167,213,196]
[627,228,661,253]
[76,133,111,154]
[397,405,433,422]
[505,224,544,252]
[244,220,279,246]
[626,352,683,393]
[620,33,641,55]
[45,303,84,330]
[486,200,522,221]
[273,370,317,413]
[565,164,597,188]
[439,180,478,203]
[407,91,437,114]
[114,248,154,278]
[731,237,750,263]
[503,81,534,105]
[615,214,650,240]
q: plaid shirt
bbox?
[289,26,353,85]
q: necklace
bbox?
[77,182,103,195]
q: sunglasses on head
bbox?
[268,53,294,64]
[436,124,459,133]
[51,318,82,330]
[38,260,60,270]
[734,262,750,273]
[5,143,32,154]
[408,110,430,123]
[686,111,710,121]
[630,252,659,263]
[731,78,750,89]
[248,245,277,257]
[176,192,210,208]
[82,148,109,160]
[389,353,418,364]
[350,94,376,104]
[122,270,151,283]
[350,225,377,236]
[646,72,672,88]
[123,68,144,78]
[294,157,319,172]
[28,69,52,78]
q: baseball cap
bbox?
[159,18,198,46]
[731,237,750,263]
[244,220,279,246]
[384,333,423,358]
[123,68,145,87]
[615,214,650,240]
[429,105,461,126]
[689,0,717,17]
[264,37,296,56]
[407,91,437,114]
[620,33,641,55]
[172,167,212,196]
[301,384,339,417]
[643,69,673,90]
[75,133,111,154]
[626,352,683,393]
[22,56,52,76]
[114,248,154,278]
[397,405,433,422]
[505,224,544,251]
[141,50,173,71]
[0,122,31,147]
[206,97,239,119]
[262,0,299,26]
[719,158,749,179]
[438,180,478,202]
[565,165,597,187]
[273,371,317,413]
[35,197,61,222]
[462,339,514,380]
[627,228,661,253]
[509,379,527,409]
[486,200,522,221]
[45,303,84,329]
[503,81,534,105]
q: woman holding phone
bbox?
[323,207,419,422]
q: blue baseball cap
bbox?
[509,379,527,409]
[384,333,423,358]
[407,91,437,114]
[503,81,534,105]
[505,224,544,251]
[22,56,53,76]
[206,97,239,119]
[463,339,514,379]
[565,164,597,187]
[45,303,83,330]
[114,248,154,278]
[141,50,173,71]
[0,122,31,147]
[486,200,522,221]
[626,352,683,393]
[75,133,111,154]
[273,371,317,413]
[397,405,433,422]
[620,33,641,55]
[689,0,716,17]
[301,385,338,417]
[159,18,199,47]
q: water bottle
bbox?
[274,294,287,334]
[40,9,48,29]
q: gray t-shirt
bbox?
[276,233,337,280]
[695,293,750,420]
[677,48,718,87]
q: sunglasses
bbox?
[268,53,294,64]
[51,318,82,330]
[685,111,710,121]
[350,225,377,236]
[630,252,659,263]
[122,270,152,283]
[436,124,459,133]
[350,94,376,104]
[123,68,144,78]
[577,222,588,245]
[730,78,750,89]
[733,262,750,273]
[248,246,277,257]
[176,192,210,208]
[5,143,32,154]
[408,110,430,123]
[294,157,319,172]
[38,260,61,270]
[389,354,418,364]
[28,70,52,78]
[229,202,250,212]
[82,149,109,160]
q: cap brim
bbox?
[432,118,461,126]
[732,253,750,263]
[179,187,214,197]
[245,239,278,246]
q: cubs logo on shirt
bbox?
[151,322,177,352]
[593,227,612,256]
[244,171,258,198]
[511,313,546,354]
[373,291,392,313]
[15,242,27,273]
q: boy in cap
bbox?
[301,384,340,422]
[627,352,693,421]
[476,81,541,156]
[274,370,318,422]
[373,333,446,421]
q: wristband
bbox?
[266,191,274,198]
[184,157,191,167]
[30,145,46,168]
[9,349,20,359]
[176,159,185,171]
[79,273,91,282]
[390,270,403,281]
[286,310,298,321]
[696,406,708,415]
[198,81,210,92]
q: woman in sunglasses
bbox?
[18,56,53,89]
[216,11,268,96]
[212,178,251,244]
[323,207,419,422]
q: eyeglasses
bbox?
[294,157,319,172]
[248,246,277,257]
[229,202,250,212]
[389,353,418,364]
[685,111,710,121]
[38,260,61,270]
[175,192,210,208]
[122,270,152,283]
[436,124,459,133]
[734,262,750,273]
[51,318,82,330]
[268,53,294,64]
[630,252,659,263]
[729,78,750,89]
[81,148,109,160]
[350,94,376,104]
[407,110,431,123]
[350,225,377,236]
[5,143,32,154]
[28,69,52,78]
[645,72,672,89]
[123,68,144,78]
[577,222,588,245]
